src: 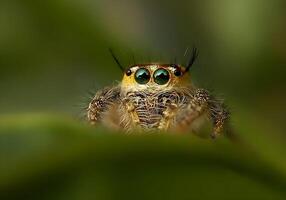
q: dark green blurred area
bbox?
[1,115,286,200]
[1,0,286,199]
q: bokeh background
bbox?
[1,0,286,199]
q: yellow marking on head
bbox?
[121,64,192,92]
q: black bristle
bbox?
[109,48,125,72]
[185,47,199,73]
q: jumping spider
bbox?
[87,49,230,138]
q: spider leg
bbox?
[158,103,178,131]
[87,86,121,125]
[176,89,230,138]
[121,99,141,131]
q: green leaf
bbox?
[0,114,286,200]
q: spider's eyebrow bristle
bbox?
[109,48,125,72]
[184,47,189,57]
[185,47,199,73]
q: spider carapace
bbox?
[87,49,229,138]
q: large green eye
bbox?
[153,68,170,85]
[135,68,151,84]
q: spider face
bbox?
[121,64,191,93]
[87,48,230,138]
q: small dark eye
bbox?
[135,68,150,84]
[153,68,170,85]
[174,69,182,76]
[170,64,182,76]
[125,69,132,76]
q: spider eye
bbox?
[125,69,132,76]
[135,68,150,84]
[153,68,170,85]
[174,68,182,76]
[170,64,182,76]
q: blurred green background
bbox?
[1,0,286,199]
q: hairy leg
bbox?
[87,86,121,125]
[120,99,141,131]
[175,89,230,138]
[158,103,178,131]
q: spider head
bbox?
[121,64,192,92]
